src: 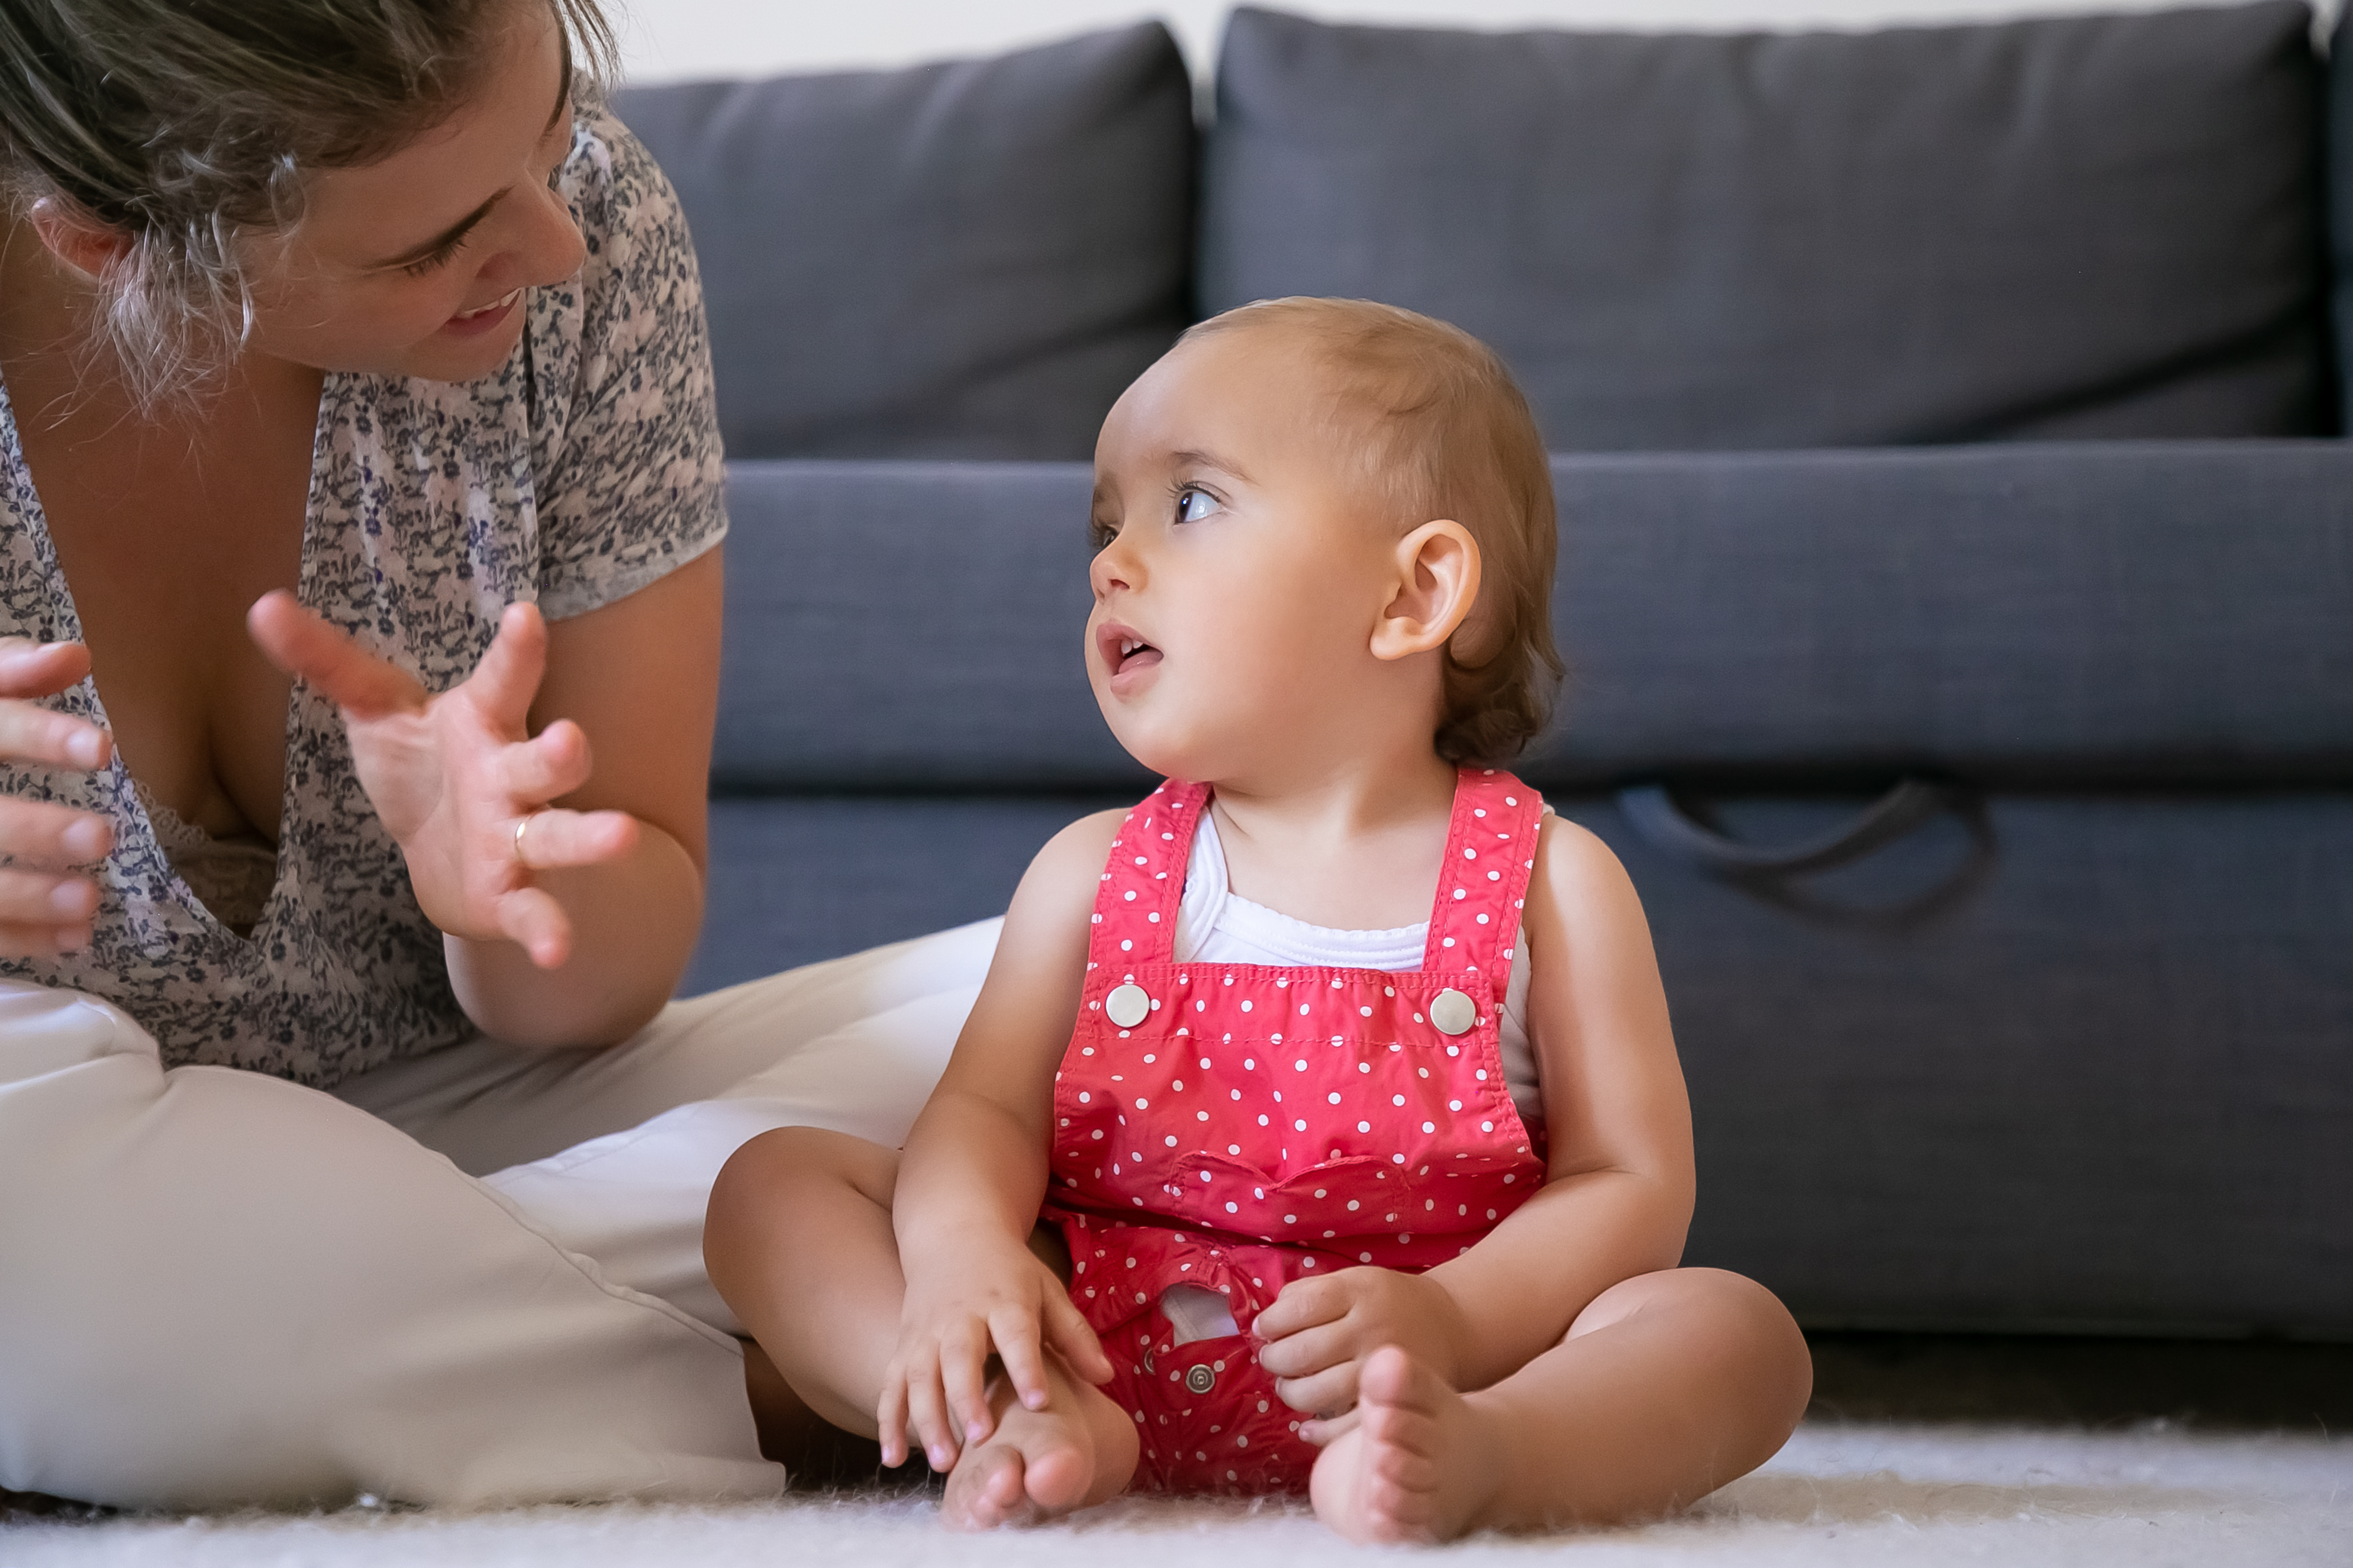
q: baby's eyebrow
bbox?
[1168,448,1253,484]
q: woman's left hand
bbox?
[247,591,639,969]
[1253,1266,1474,1444]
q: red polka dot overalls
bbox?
[1043,768,1549,1494]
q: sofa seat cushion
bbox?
[1203,4,2332,450]
[614,23,1194,462]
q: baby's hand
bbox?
[1253,1267,1471,1444]
[878,1241,1113,1472]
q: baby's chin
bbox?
[1098,706,1239,789]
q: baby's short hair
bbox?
[1180,298,1563,764]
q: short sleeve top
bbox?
[0,103,727,1087]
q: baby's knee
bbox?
[708,1125,897,1232]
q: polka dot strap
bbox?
[1088,779,1210,972]
[1421,767,1547,988]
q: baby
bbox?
[705,298,1812,1540]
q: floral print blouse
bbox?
[0,104,727,1087]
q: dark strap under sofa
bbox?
[616,2,2353,1341]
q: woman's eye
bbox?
[1176,488,1219,524]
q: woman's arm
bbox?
[247,546,723,1050]
[446,546,722,1046]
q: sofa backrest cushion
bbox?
[613,24,1194,462]
[1201,4,2333,450]
[2333,0,2353,421]
[714,449,2353,793]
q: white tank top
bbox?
[1173,810,1543,1125]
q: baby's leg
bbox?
[703,1127,1137,1522]
[705,1126,911,1450]
[1310,1267,1810,1542]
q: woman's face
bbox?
[242,2,585,384]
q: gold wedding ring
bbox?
[514,812,537,863]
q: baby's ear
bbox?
[1371,521,1483,663]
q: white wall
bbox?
[614,0,2331,84]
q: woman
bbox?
[0,0,989,1508]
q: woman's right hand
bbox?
[878,1240,1112,1472]
[0,639,113,957]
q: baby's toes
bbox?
[942,1444,1037,1531]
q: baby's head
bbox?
[1087,297,1561,785]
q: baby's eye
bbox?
[1088,516,1119,549]
[1175,487,1219,524]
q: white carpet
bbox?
[8,1422,2348,1567]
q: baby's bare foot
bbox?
[1308,1344,1504,1543]
[940,1355,1137,1530]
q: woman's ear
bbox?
[1370,520,1482,663]
[27,196,132,282]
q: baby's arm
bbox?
[1256,814,1695,1418]
[875,809,1127,1468]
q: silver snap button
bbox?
[1184,1364,1216,1395]
[1105,983,1151,1028]
[1430,989,1477,1036]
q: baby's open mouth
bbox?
[1100,625,1163,678]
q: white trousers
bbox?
[0,919,997,1511]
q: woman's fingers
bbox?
[497,718,593,804]
[0,918,94,960]
[468,602,549,735]
[0,795,112,870]
[0,701,110,772]
[246,592,424,720]
[508,808,638,874]
[0,638,93,702]
[492,885,574,970]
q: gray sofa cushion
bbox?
[713,448,2353,792]
[687,788,2353,1334]
[2333,0,2353,419]
[613,24,1194,461]
[1201,4,2333,450]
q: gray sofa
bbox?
[616,2,2353,1340]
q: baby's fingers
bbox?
[943,1322,998,1445]
[988,1305,1053,1414]
[1272,1360,1360,1421]
[1041,1288,1113,1385]
[1255,1274,1349,1343]
[904,1360,960,1472]
[877,1373,913,1469]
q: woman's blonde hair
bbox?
[0,0,616,409]
[1181,298,1564,765]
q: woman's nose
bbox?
[478,182,587,295]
